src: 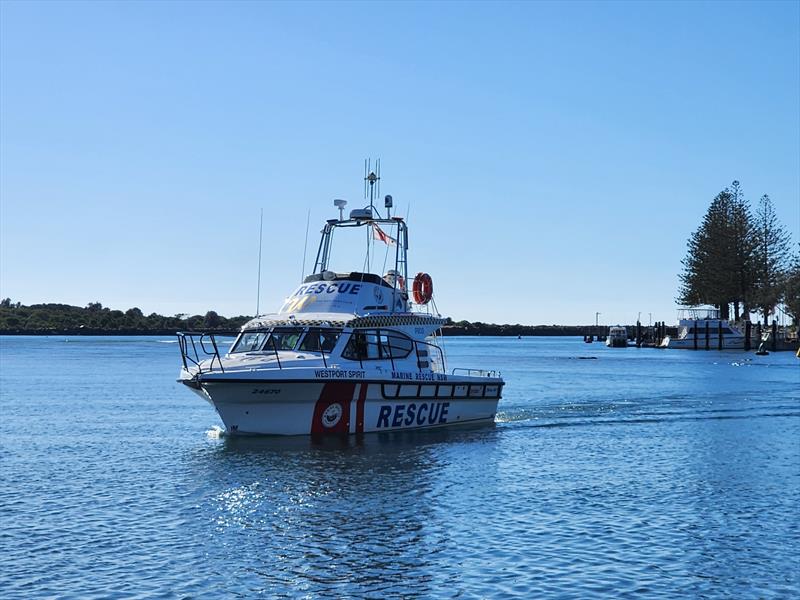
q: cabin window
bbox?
[267,328,303,351]
[379,331,414,359]
[687,326,735,335]
[341,329,414,361]
[342,332,369,360]
[341,331,381,360]
[231,332,268,353]
[299,329,342,353]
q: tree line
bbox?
[0,302,611,336]
[0,300,252,333]
[679,181,799,324]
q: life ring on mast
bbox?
[412,272,434,304]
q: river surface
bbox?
[1,335,798,598]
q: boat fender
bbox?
[412,272,433,304]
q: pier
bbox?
[582,320,799,351]
[582,322,675,347]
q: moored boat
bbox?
[605,326,628,348]
[177,169,505,435]
[660,307,746,350]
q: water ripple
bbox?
[1,336,798,598]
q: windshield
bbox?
[230,328,304,353]
[230,332,268,353]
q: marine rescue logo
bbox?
[322,403,343,428]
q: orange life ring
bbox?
[412,272,433,304]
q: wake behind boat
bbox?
[177,167,504,435]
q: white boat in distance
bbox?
[177,170,504,435]
[660,308,746,350]
[606,326,628,348]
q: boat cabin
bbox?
[215,311,447,374]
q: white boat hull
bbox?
[662,335,746,350]
[186,378,503,435]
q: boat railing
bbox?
[451,368,500,378]
[178,332,235,374]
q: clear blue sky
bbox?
[1,0,798,325]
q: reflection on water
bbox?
[189,427,502,597]
[0,336,798,598]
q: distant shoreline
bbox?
[1,301,653,337]
[0,325,661,337]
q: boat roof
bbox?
[241,312,448,332]
[677,306,720,319]
[303,271,394,288]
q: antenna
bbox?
[300,208,311,282]
[363,157,380,212]
[256,208,263,316]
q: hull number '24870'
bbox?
[377,402,450,428]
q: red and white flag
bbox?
[372,223,396,246]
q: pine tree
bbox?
[752,194,792,325]
[679,188,737,318]
[679,181,759,320]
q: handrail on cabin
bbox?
[451,367,500,378]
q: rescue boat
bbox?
[177,171,504,435]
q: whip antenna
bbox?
[300,208,311,282]
[364,157,380,213]
[256,208,263,316]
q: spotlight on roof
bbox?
[333,199,347,221]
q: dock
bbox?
[583,320,799,352]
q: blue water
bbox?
[1,336,798,598]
